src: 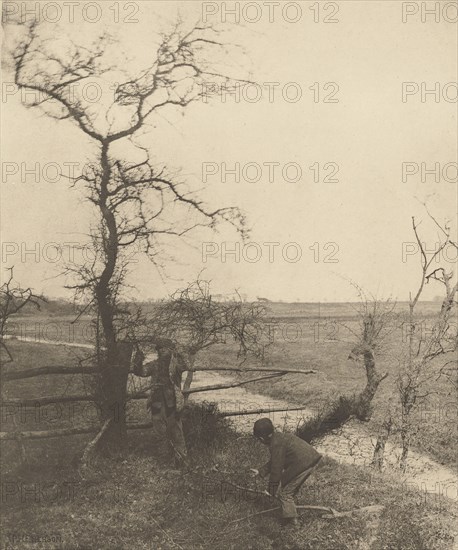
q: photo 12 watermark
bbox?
[2,161,99,184]
[401,241,458,263]
[402,162,457,184]
[1,241,141,265]
[201,81,340,104]
[201,1,340,24]
[1,481,123,504]
[402,82,458,103]
[202,161,340,184]
[201,241,340,264]
[2,2,141,24]
[1,399,127,427]
[401,2,458,23]
[2,80,121,106]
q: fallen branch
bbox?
[228,504,341,524]
[229,507,279,523]
[229,502,384,524]
[80,418,112,470]
[222,480,271,497]
[321,504,385,519]
[222,480,336,513]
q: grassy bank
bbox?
[1,419,457,550]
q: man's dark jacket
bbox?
[259,432,322,491]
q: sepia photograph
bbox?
[1,1,457,548]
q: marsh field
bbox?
[1,300,457,550]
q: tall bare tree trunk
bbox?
[94,142,129,451]
[358,350,387,419]
[96,342,132,450]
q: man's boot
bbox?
[281,517,300,529]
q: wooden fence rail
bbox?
[0,404,311,440]
[1,356,317,441]
[1,366,98,381]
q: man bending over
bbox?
[252,418,322,526]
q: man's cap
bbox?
[253,418,274,438]
[154,338,175,351]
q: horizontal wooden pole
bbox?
[0,426,99,440]
[185,373,284,395]
[191,367,317,375]
[0,422,155,440]
[2,395,95,407]
[0,404,309,440]
[220,405,309,417]
[1,366,97,382]
[1,365,316,383]
[2,393,157,406]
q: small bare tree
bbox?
[368,214,457,472]
[395,215,457,471]
[0,267,45,463]
[298,288,395,442]
[0,267,45,363]
[126,279,278,459]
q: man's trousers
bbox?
[276,459,321,518]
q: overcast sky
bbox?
[1,1,457,302]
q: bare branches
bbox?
[9,20,252,144]
[139,279,270,361]
[0,267,46,363]
[410,216,452,310]
[109,21,254,142]
[404,216,457,364]
[395,212,458,471]
[10,21,107,141]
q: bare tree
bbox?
[6,18,251,449]
[298,288,395,442]
[368,214,457,472]
[0,267,45,463]
[139,279,270,356]
[0,267,45,363]
[395,215,457,471]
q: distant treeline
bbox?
[16,297,443,320]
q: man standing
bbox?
[132,338,189,462]
[252,418,322,526]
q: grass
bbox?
[1,417,457,550]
